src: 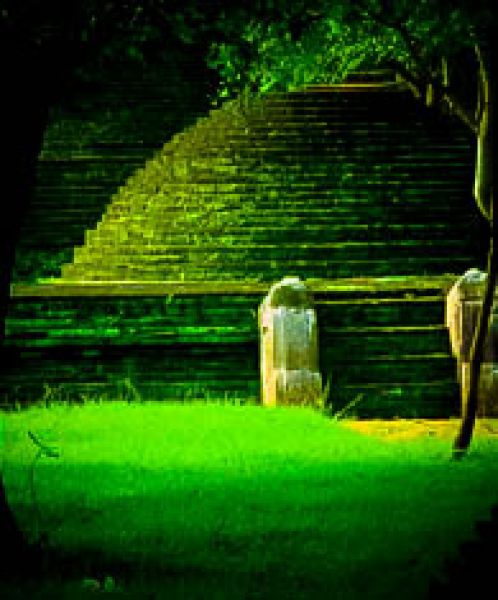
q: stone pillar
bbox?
[259,277,322,407]
[446,268,498,416]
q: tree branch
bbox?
[440,87,479,134]
[388,59,477,134]
[356,2,478,134]
[386,60,423,98]
[475,43,489,125]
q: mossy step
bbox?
[10,275,457,296]
[327,381,459,418]
[7,289,443,315]
[74,238,473,251]
[97,210,471,226]
[233,227,477,244]
[0,342,259,405]
[323,354,454,385]
[21,84,478,289]
[61,224,474,246]
[28,196,474,214]
[87,209,478,225]
[154,142,470,158]
[321,326,450,357]
[66,246,474,264]
[316,296,444,326]
[67,242,474,264]
[31,192,113,204]
[0,346,458,415]
[61,254,473,272]
[6,278,460,416]
[91,207,473,226]
[33,184,115,193]
[50,191,474,205]
[4,321,453,355]
[5,330,258,347]
[24,209,110,220]
[17,227,98,242]
[36,162,142,174]
[6,324,449,354]
[59,259,474,282]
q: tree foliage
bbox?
[209,1,490,125]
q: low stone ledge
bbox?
[10,275,459,298]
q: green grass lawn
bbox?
[2,402,498,599]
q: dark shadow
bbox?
[428,503,498,598]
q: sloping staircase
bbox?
[57,84,481,282]
[5,82,487,415]
[5,276,459,416]
[12,58,211,282]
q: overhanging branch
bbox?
[387,60,423,98]
[389,60,477,133]
[441,88,479,134]
[475,43,489,125]
[356,2,478,134]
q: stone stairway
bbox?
[57,85,482,283]
[4,275,466,416]
[5,82,488,415]
[13,58,211,282]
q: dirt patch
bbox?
[342,418,498,441]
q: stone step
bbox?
[60,257,474,282]
[67,240,471,261]
[327,381,459,418]
[4,280,461,416]
[93,204,473,221]
[27,223,469,246]
[15,83,482,294]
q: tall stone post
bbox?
[446,268,498,416]
[259,277,322,407]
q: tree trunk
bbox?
[453,36,496,456]
[453,226,496,456]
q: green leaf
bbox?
[327,18,342,35]
[126,45,143,62]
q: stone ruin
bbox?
[259,277,323,407]
[446,268,498,416]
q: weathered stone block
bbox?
[259,277,322,407]
[446,268,498,416]
[446,269,497,361]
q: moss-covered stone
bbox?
[50,85,483,283]
[267,277,313,308]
